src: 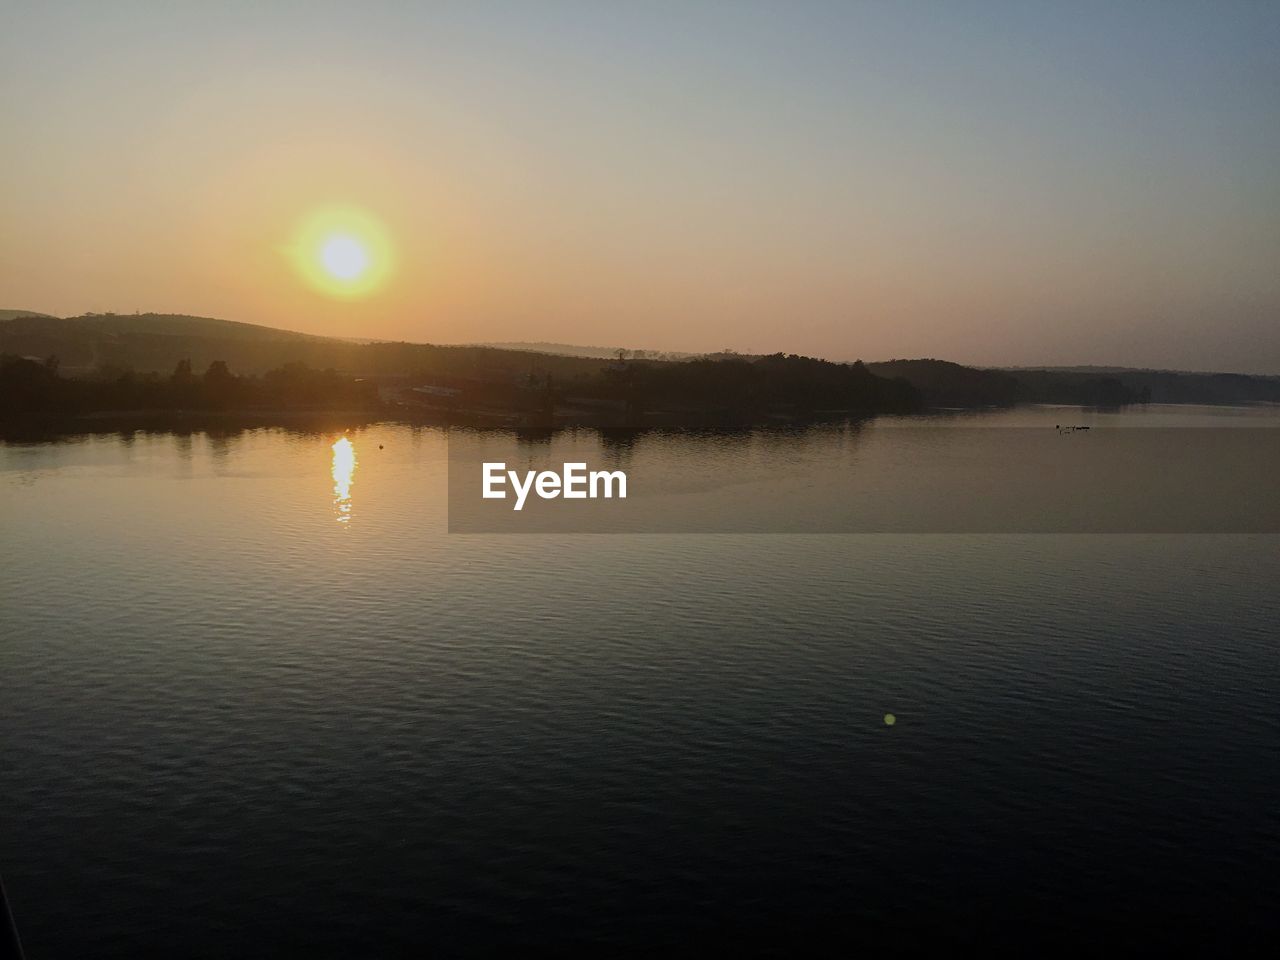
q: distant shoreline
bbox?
[7,315,1280,439]
[10,398,1279,444]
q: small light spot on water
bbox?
[884,713,896,726]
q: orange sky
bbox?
[2,2,1277,371]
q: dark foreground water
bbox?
[2,406,1277,954]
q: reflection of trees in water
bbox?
[171,431,195,478]
[598,427,642,451]
[474,419,876,476]
[514,427,554,446]
[172,432,194,462]
[206,431,232,469]
[598,428,643,470]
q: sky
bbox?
[2,1,1278,372]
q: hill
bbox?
[868,357,1280,407]
[0,309,57,321]
[0,312,616,382]
[5,313,1278,412]
[1005,367,1280,406]
[867,359,1021,407]
[1,314,925,428]
[474,341,698,361]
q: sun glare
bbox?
[292,205,394,299]
[331,436,356,523]
[321,235,369,280]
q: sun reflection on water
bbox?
[331,436,357,523]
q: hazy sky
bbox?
[3,1,1277,371]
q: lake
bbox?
[2,404,1277,953]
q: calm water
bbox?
[2,406,1278,953]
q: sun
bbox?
[291,205,394,299]
[321,235,369,281]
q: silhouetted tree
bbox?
[203,360,232,383]
[202,360,237,409]
[1,354,67,415]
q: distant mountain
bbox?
[0,309,57,321]
[867,359,1021,407]
[868,358,1280,407]
[473,341,699,361]
[1,318,923,427]
[2,311,319,341]
[1004,367,1280,406]
[0,312,619,381]
[4,312,1278,407]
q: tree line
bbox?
[0,355,380,419]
